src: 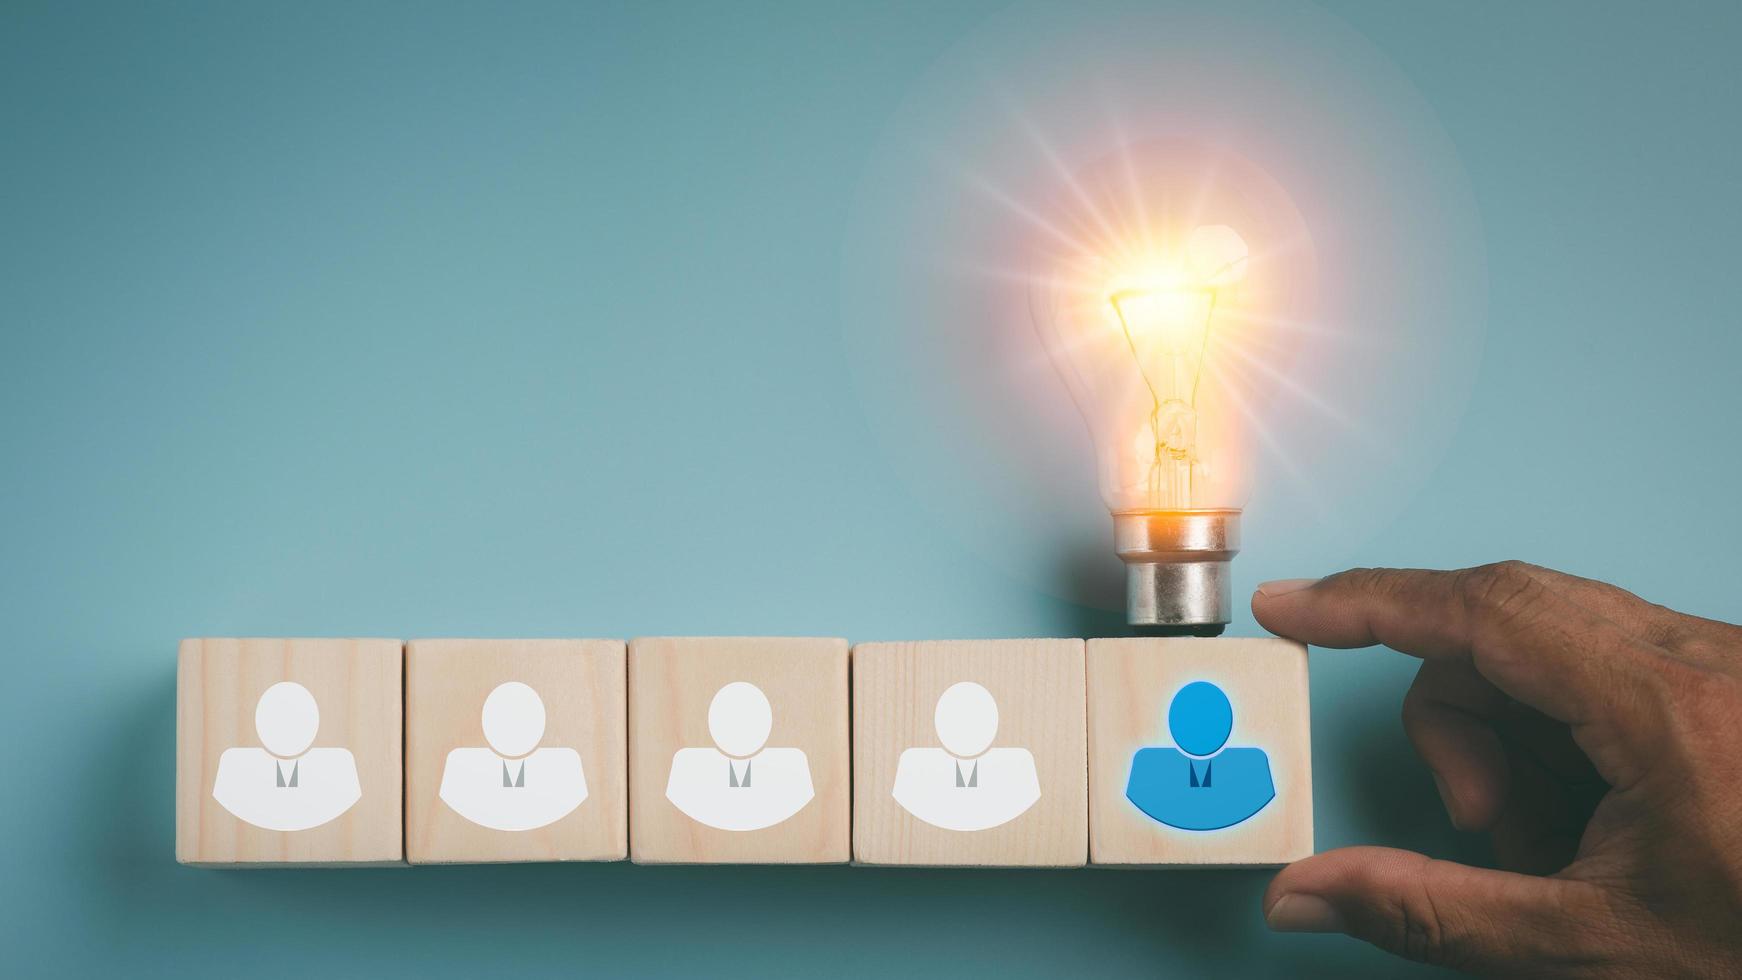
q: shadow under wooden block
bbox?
[852,639,1087,867]
[175,638,403,867]
[1087,637,1312,868]
[628,637,850,864]
[405,639,627,864]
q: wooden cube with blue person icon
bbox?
[1086,637,1312,867]
[404,639,627,864]
[851,639,1088,866]
[176,638,404,866]
[628,637,851,864]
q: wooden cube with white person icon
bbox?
[852,639,1088,867]
[175,638,403,866]
[628,637,850,864]
[404,639,627,864]
[1086,637,1312,867]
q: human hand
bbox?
[1252,562,1742,977]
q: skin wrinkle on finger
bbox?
[1405,861,1453,966]
[1524,564,1692,649]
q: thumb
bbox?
[1263,847,1610,972]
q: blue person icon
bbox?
[1125,680,1275,831]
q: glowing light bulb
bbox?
[1029,145,1309,631]
[1106,225,1249,512]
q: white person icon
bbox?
[439,681,588,832]
[891,681,1041,832]
[212,681,362,832]
[664,681,815,831]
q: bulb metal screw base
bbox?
[1114,510,1241,629]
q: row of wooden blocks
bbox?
[177,636,1312,868]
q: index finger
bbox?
[1251,562,1679,781]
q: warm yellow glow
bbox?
[1110,283,1212,353]
[1101,227,1249,509]
[1028,142,1311,522]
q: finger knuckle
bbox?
[1456,561,1545,631]
[1389,868,1468,967]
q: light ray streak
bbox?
[1202,358,1331,523]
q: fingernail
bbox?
[1431,771,1468,831]
[1256,578,1318,598]
[1265,894,1345,933]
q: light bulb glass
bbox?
[1029,141,1315,625]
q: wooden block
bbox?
[628,637,849,864]
[1087,637,1312,867]
[176,638,403,866]
[852,639,1087,867]
[404,639,627,864]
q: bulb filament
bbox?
[1109,286,1222,510]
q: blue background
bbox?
[3,1,1739,976]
